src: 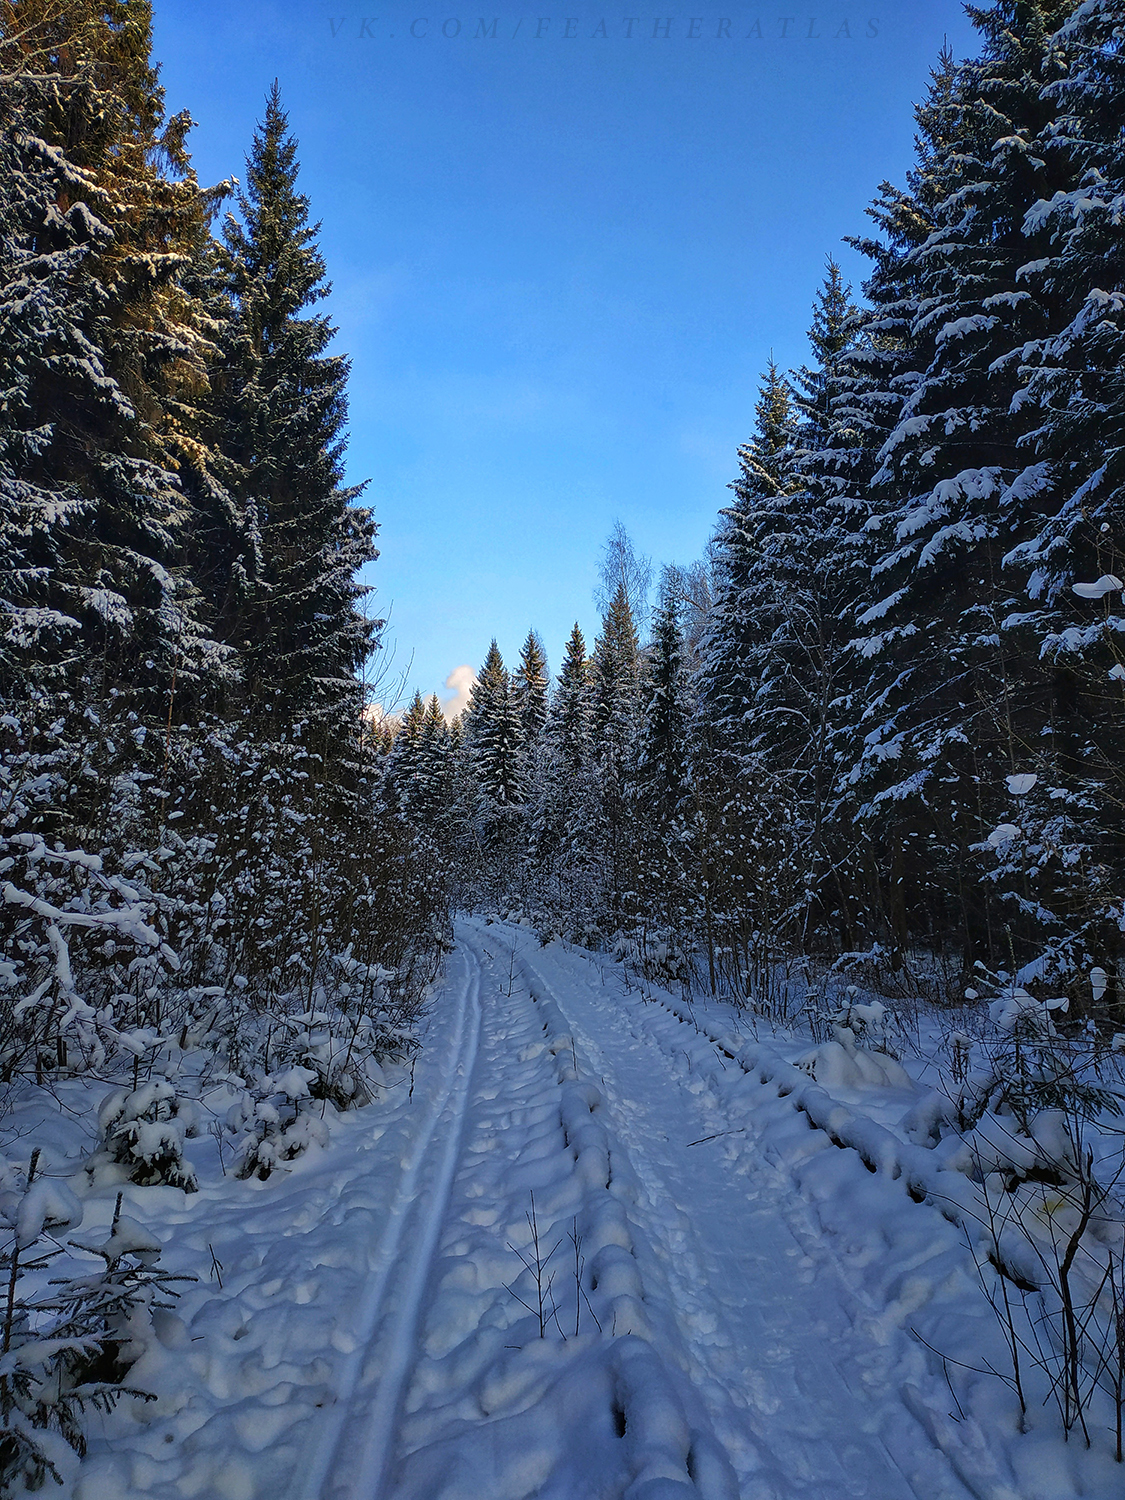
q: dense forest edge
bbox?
[0,1,446,1483]
[440,2,1125,1016]
[2,0,1125,1487]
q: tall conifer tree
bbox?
[697,359,800,759]
[0,0,223,713]
[513,629,549,755]
[845,2,1080,964]
[219,83,377,737]
[465,640,523,807]
[547,624,592,773]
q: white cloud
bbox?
[441,664,476,722]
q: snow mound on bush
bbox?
[796,1026,914,1090]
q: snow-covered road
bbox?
[289,920,976,1500]
[371,924,738,1500]
[301,943,483,1500]
[82,920,1049,1500]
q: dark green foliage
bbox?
[634,598,688,821]
[466,641,524,807]
[0,0,226,716]
[217,83,378,737]
[547,624,592,775]
[513,631,549,748]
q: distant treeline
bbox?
[392,0,1125,1014]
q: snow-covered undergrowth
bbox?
[0,790,441,1489]
[0,958,428,1499]
[0,1053,414,1499]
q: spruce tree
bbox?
[527,624,595,927]
[786,265,871,921]
[792,259,854,445]
[805,43,975,953]
[634,598,689,820]
[219,83,377,738]
[547,624,592,773]
[688,360,812,985]
[994,0,1125,992]
[465,640,523,807]
[0,59,100,690]
[696,359,800,761]
[418,694,454,827]
[844,1,1081,967]
[384,691,428,815]
[512,628,549,806]
[0,0,224,716]
[592,583,641,764]
[589,585,641,925]
[1009,0,1125,657]
[625,597,693,954]
[513,630,549,747]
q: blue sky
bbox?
[152,1,979,712]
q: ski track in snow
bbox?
[298,943,483,1500]
[380,920,738,1499]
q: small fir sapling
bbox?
[90,1081,200,1192]
[905,963,1121,1158]
[0,1154,183,1494]
[268,961,412,1111]
[974,969,1117,1145]
[227,1068,329,1181]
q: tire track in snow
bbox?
[297,944,483,1500]
[515,936,974,1500]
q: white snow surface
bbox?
[14,919,1124,1498]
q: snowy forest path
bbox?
[513,934,975,1500]
[290,924,978,1500]
[298,943,483,1500]
[378,920,741,1499]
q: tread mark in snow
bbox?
[512,933,978,1500]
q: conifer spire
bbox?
[465,640,523,805]
[219,82,378,738]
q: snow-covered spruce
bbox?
[0,1152,182,1497]
[90,1084,200,1194]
